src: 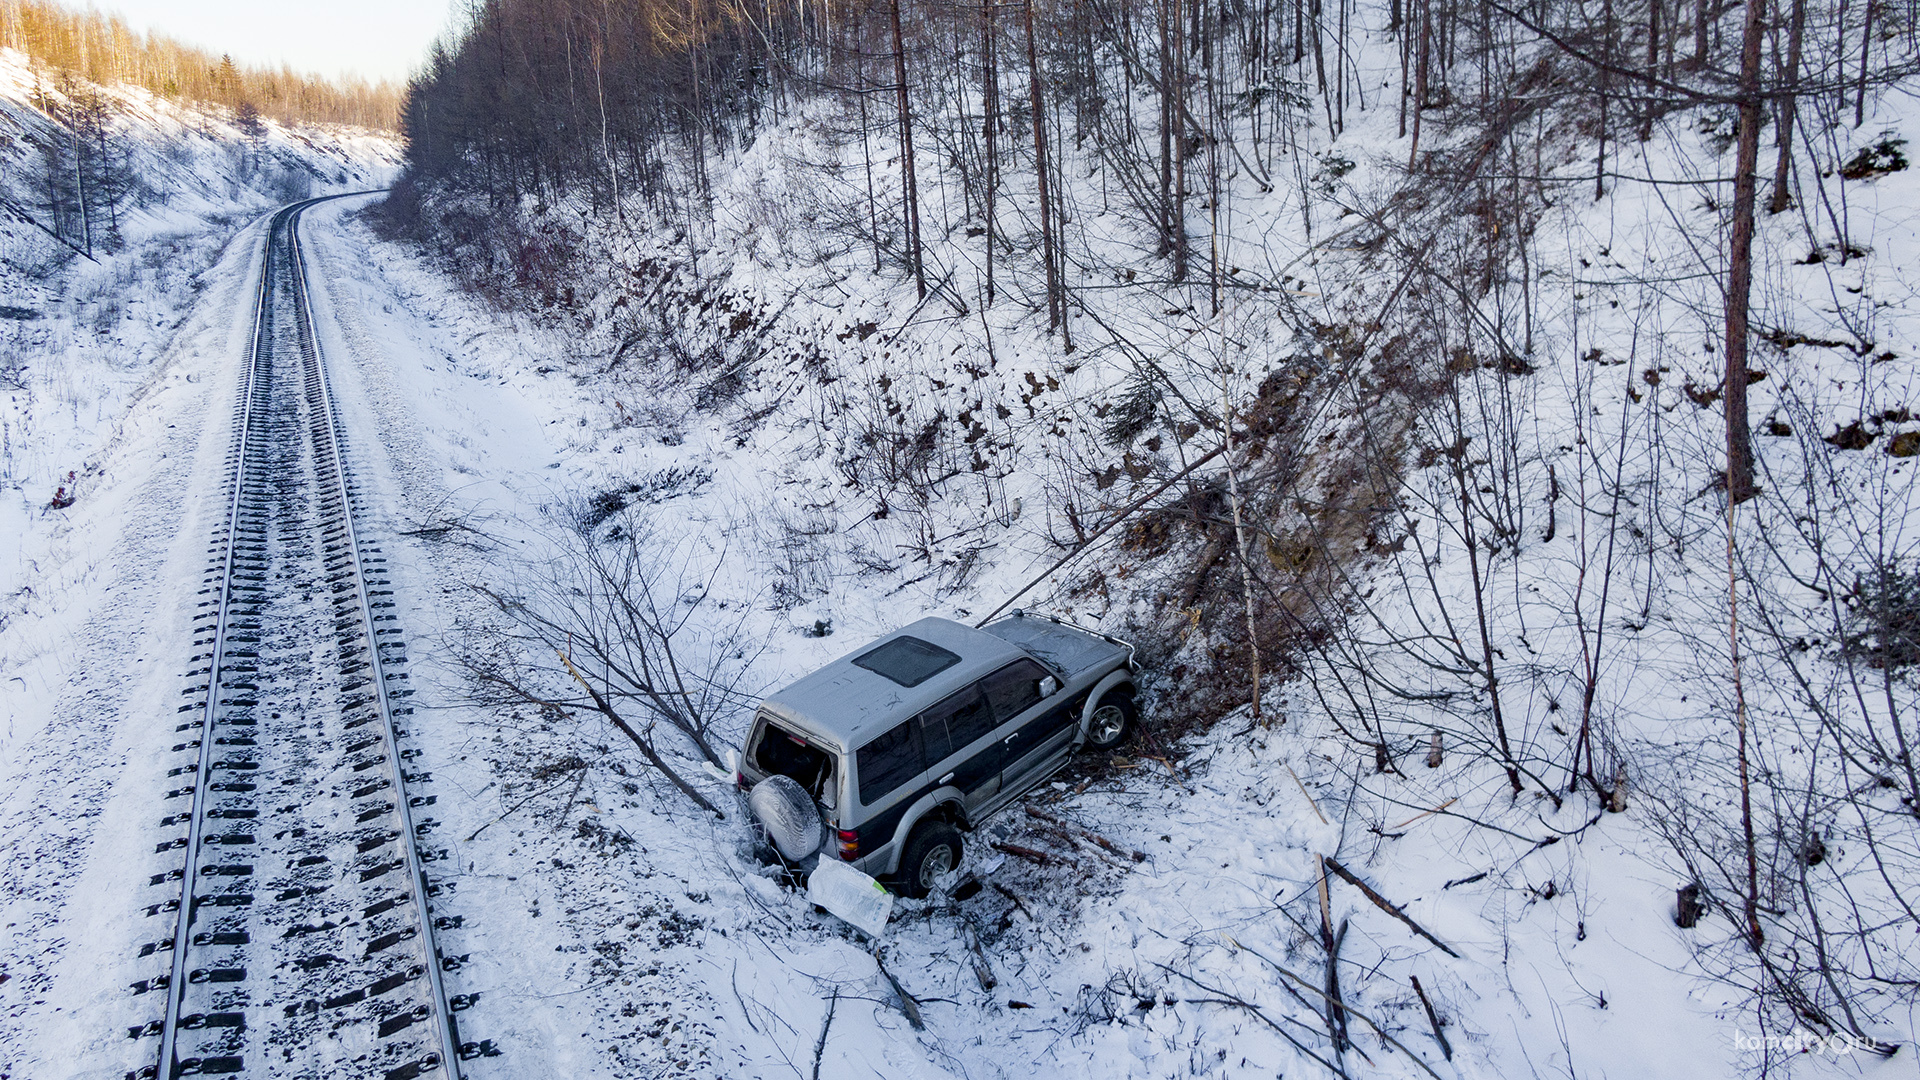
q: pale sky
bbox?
[98,0,460,84]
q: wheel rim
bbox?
[1089,703,1127,744]
[918,843,955,890]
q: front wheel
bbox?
[896,821,963,899]
[1084,691,1137,751]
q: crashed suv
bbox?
[737,612,1138,897]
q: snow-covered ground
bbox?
[0,44,398,604]
[270,177,1765,1080]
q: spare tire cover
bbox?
[748,774,824,861]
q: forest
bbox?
[0,0,403,128]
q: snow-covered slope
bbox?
[364,24,1920,1078]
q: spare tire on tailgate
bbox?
[748,774,824,861]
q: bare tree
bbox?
[451,506,767,818]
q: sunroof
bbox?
[852,636,962,687]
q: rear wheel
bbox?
[1085,691,1137,751]
[896,821,963,899]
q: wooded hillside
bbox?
[390,0,1920,1064]
[0,0,402,129]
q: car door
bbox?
[849,716,928,863]
[981,659,1079,794]
[917,683,1002,816]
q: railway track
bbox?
[127,198,480,1080]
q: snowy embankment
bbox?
[0,45,398,632]
[354,33,1920,1080]
[0,50,395,1073]
[290,184,1747,1080]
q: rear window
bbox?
[852,636,962,688]
[751,718,835,802]
[857,718,924,804]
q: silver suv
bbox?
[737,612,1138,897]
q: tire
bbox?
[895,820,964,899]
[1084,691,1137,752]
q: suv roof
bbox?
[759,617,1031,750]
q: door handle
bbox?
[1005,732,1019,744]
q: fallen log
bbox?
[992,841,1052,866]
[1024,806,1146,861]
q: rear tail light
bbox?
[837,829,860,861]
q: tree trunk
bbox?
[1023,0,1061,329]
[1724,0,1764,505]
[70,120,90,257]
[1855,0,1874,126]
[1159,0,1176,256]
[1398,3,1410,138]
[982,0,998,303]
[1728,0,1768,945]
[1408,0,1429,168]
[860,87,881,273]
[1768,0,1805,214]
[1596,0,1612,199]
[891,0,926,299]
[1223,374,1261,723]
[1173,0,1192,279]
[1639,0,1658,141]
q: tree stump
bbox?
[1676,883,1706,928]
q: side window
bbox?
[981,659,1050,724]
[857,718,924,805]
[919,684,994,764]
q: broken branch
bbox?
[1321,857,1461,958]
[1155,964,1354,1080]
[873,949,925,1030]
[1225,938,1446,1080]
[1409,975,1453,1061]
[1288,764,1330,825]
[1390,798,1459,831]
[810,989,837,1080]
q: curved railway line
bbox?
[127,198,480,1080]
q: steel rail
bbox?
[153,202,281,1080]
[285,201,466,1080]
[148,191,459,1080]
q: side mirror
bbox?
[1039,675,1060,697]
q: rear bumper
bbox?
[852,841,897,879]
